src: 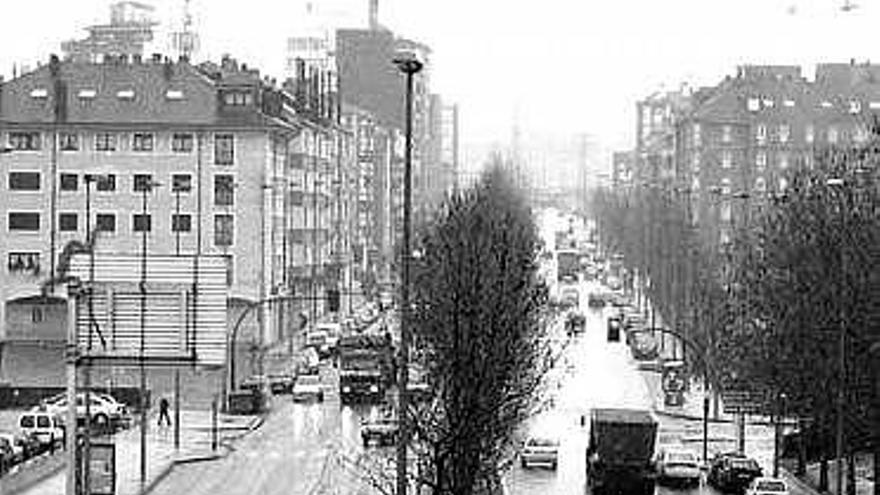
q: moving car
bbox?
[520,436,559,469]
[654,448,701,487]
[361,417,398,447]
[268,372,297,394]
[291,373,325,403]
[566,311,587,335]
[40,392,124,428]
[707,452,763,492]
[588,292,606,308]
[745,477,789,495]
[586,408,657,495]
[560,287,579,308]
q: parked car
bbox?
[0,433,24,465]
[520,436,559,469]
[708,452,763,492]
[40,392,124,428]
[291,373,325,403]
[745,477,789,495]
[654,448,701,486]
[0,441,14,474]
[18,410,65,449]
[361,417,398,447]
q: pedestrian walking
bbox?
[157,396,172,427]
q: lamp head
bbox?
[392,49,423,75]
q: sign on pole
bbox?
[68,254,228,366]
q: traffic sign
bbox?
[721,387,768,414]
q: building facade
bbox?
[0,53,354,385]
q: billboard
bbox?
[67,254,228,366]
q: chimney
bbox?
[369,0,378,30]
[152,53,162,63]
[133,53,142,64]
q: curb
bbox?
[780,467,824,495]
[4,450,67,495]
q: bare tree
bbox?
[408,162,556,495]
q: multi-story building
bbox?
[0,53,353,386]
[612,151,634,190]
[61,1,158,63]
[635,86,695,190]
[673,63,876,249]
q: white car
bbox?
[745,477,789,495]
[654,448,701,486]
[292,374,325,402]
[41,392,122,427]
[520,436,559,469]
[18,411,65,448]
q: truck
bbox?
[556,249,580,282]
[337,333,395,404]
[586,408,658,495]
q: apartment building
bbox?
[0,53,353,384]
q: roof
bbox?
[591,408,655,425]
[0,56,305,132]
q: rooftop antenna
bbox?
[171,0,199,60]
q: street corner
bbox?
[779,467,824,495]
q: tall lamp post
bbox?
[139,178,162,488]
[393,49,423,495]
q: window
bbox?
[746,98,760,112]
[59,213,78,231]
[116,89,135,100]
[222,90,254,106]
[762,98,775,108]
[95,133,117,151]
[828,126,839,144]
[60,133,79,151]
[722,125,732,143]
[778,124,790,143]
[756,152,766,171]
[214,134,234,165]
[214,175,234,206]
[805,125,815,143]
[9,172,40,191]
[290,190,304,206]
[77,89,97,100]
[779,153,789,170]
[215,214,234,246]
[7,252,40,274]
[31,306,44,322]
[133,174,153,192]
[165,89,184,100]
[224,255,234,286]
[30,88,48,99]
[8,212,40,231]
[172,133,194,153]
[96,174,116,192]
[60,173,78,191]
[172,174,192,192]
[779,177,789,192]
[172,214,191,232]
[783,99,795,108]
[132,133,154,152]
[756,124,767,144]
[721,150,732,169]
[132,214,151,232]
[96,214,116,232]
[854,124,869,143]
[691,154,700,173]
[849,100,861,114]
[9,132,41,151]
[755,176,766,193]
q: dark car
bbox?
[588,292,606,308]
[707,452,763,492]
[361,417,398,447]
[267,372,296,394]
[566,312,587,335]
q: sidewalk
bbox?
[11,407,264,495]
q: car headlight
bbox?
[342,386,351,393]
[369,385,379,393]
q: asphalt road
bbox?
[506,278,811,495]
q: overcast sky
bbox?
[1,0,879,176]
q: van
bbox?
[18,410,65,448]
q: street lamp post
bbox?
[139,179,161,487]
[393,50,423,495]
